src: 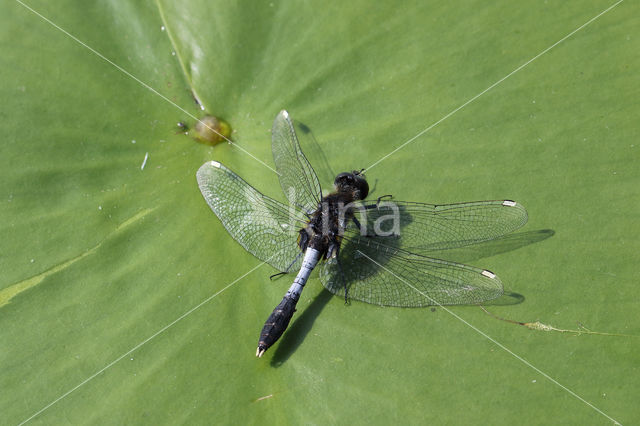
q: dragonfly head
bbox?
[334,170,369,200]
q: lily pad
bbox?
[1,1,638,424]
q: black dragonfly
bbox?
[197,110,528,357]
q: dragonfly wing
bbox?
[271,110,322,214]
[351,199,527,254]
[197,160,307,272]
[319,232,503,307]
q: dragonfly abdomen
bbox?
[256,248,320,357]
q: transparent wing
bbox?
[197,161,307,272]
[291,119,336,191]
[351,200,528,254]
[271,110,322,214]
[319,232,503,307]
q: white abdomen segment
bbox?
[286,248,321,300]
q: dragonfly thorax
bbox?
[298,191,359,260]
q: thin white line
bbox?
[365,0,624,172]
[14,0,279,176]
[356,251,621,425]
[18,261,267,425]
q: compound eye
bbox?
[357,179,369,200]
[334,172,352,185]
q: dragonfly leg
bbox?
[376,194,393,205]
[333,249,350,304]
[351,216,375,238]
[325,242,349,303]
[270,251,304,280]
[352,216,363,232]
[269,271,287,280]
[298,228,311,251]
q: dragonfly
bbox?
[197,110,528,357]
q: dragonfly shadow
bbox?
[425,229,555,264]
[481,291,525,306]
[270,287,333,367]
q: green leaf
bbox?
[1,0,638,424]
